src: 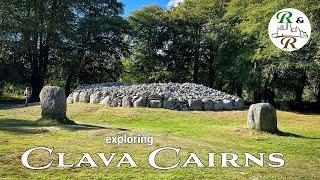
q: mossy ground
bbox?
[0,103,319,179]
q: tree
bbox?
[62,0,130,95]
[0,0,129,97]
[0,0,74,100]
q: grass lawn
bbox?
[0,103,319,179]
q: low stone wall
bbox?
[67,83,244,111]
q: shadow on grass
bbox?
[0,102,40,110]
[274,130,320,140]
[0,118,129,134]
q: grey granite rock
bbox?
[70,82,244,111]
[188,99,203,111]
[40,86,66,120]
[248,103,277,133]
[133,96,147,108]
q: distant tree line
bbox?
[0,0,319,106]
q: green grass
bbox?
[0,103,319,179]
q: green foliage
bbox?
[126,0,320,104]
[1,83,25,98]
[0,0,319,105]
[0,0,129,96]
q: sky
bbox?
[119,0,184,17]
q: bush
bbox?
[1,83,25,97]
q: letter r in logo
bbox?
[281,37,297,49]
[276,11,293,23]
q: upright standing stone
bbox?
[149,100,162,108]
[40,86,67,120]
[234,98,244,109]
[222,99,234,110]
[67,95,74,104]
[122,96,133,108]
[79,91,90,103]
[202,99,214,111]
[90,92,102,103]
[133,96,147,108]
[72,91,80,102]
[188,99,203,111]
[247,103,277,133]
[213,100,224,111]
[100,96,112,106]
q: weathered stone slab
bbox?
[40,86,66,120]
[72,91,80,102]
[67,95,74,104]
[234,98,244,109]
[122,96,132,108]
[90,92,102,103]
[149,100,162,108]
[202,99,214,111]
[100,96,111,106]
[188,99,203,111]
[133,96,147,108]
[248,103,277,133]
[223,99,234,110]
[79,91,90,103]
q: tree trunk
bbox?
[30,68,44,101]
[254,90,262,103]
[317,83,320,105]
[253,62,262,103]
[208,50,214,88]
[236,85,243,98]
[294,71,307,104]
[193,55,200,83]
[263,88,275,105]
[65,72,73,96]
[30,45,49,101]
[193,27,201,83]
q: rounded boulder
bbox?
[247,103,277,133]
[40,86,67,120]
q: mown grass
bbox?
[0,103,319,179]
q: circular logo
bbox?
[268,8,311,51]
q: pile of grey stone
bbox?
[67,82,244,111]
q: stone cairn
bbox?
[67,82,244,111]
[40,86,67,120]
[247,103,277,133]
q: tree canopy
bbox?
[1,0,319,107]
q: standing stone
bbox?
[79,91,90,103]
[163,98,175,110]
[202,99,214,111]
[100,96,112,106]
[111,97,119,107]
[90,93,102,103]
[72,91,80,102]
[67,96,74,104]
[117,98,123,107]
[188,99,203,111]
[223,99,234,110]
[234,98,244,109]
[180,104,189,111]
[122,96,132,108]
[214,100,224,111]
[247,103,277,133]
[133,96,147,108]
[40,86,66,120]
[149,100,162,108]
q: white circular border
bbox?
[268,8,311,52]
